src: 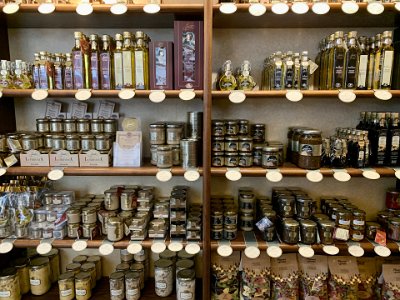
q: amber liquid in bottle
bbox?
[90,34,100,90]
[134,31,149,90]
[367,37,376,90]
[122,31,135,88]
[72,31,85,89]
[100,34,113,90]
[32,53,40,89]
[372,34,382,90]
[54,53,64,90]
[330,31,346,90]
[113,33,124,90]
[378,31,394,89]
[344,31,360,89]
[64,53,74,90]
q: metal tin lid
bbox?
[81,262,95,272]
[91,119,104,123]
[82,207,96,213]
[252,123,265,128]
[177,250,195,260]
[213,152,224,156]
[59,272,75,281]
[66,134,80,139]
[64,119,76,123]
[42,248,59,258]
[352,209,366,217]
[283,219,299,229]
[213,136,225,141]
[150,123,166,128]
[159,249,176,260]
[104,119,116,123]
[301,129,322,135]
[318,220,336,228]
[263,146,279,152]
[110,271,125,280]
[157,145,171,151]
[52,134,66,139]
[176,259,195,269]
[108,217,122,225]
[72,255,88,264]
[130,263,144,271]
[30,257,49,269]
[0,267,17,279]
[300,219,317,228]
[75,271,91,281]
[225,136,238,141]
[116,262,131,271]
[13,257,29,268]
[36,118,49,123]
[166,122,183,128]
[177,269,195,280]
[77,119,90,123]
[49,118,62,122]
[125,271,140,280]
[212,120,225,125]
[154,259,173,269]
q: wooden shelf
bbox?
[210,231,400,254]
[211,163,396,177]
[213,3,398,28]
[1,89,204,99]
[13,236,202,249]
[212,90,400,99]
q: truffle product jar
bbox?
[278,196,295,218]
[251,124,266,142]
[42,248,60,284]
[95,134,111,151]
[65,134,80,151]
[224,152,238,167]
[238,119,249,135]
[212,137,225,152]
[149,123,166,145]
[107,217,124,242]
[238,152,253,167]
[58,272,75,300]
[157,146,173,168]
[104,190,119,211]
[225,136,239,152]
[80,263,96,289]
[72,255,88,265]
[262,146,279,169]
[223,224,237,240]
[252,144,263,166]
[36,118,50,133]
[82,207,97,224]
[63,119,77,133]
[212,152,224,167]
[317,220,335,245]
[176,269,196,300]
[212,120,226,136]
[130,263,145,290]
[75,272,91,300]
[14,258,29,295]
[104,119,117,134]
[211,210,223,226]
[282,219,299,244]
[86,256,102,281]
[125,272,140,300]
[49,118,64,133]
[80,135,95,151]
[166,123,183,145]
[336,209,352,229]
[0,267,20,300]
[154,259,173,297]
[296,197,313,219]
[77,119,90,134]
[90,119,104,134]
[365,222,381,240]
[211,226,223,240]
[388,217,400,241]
[299,220,317,245]
[351,209,366,230]
[66,263,81,276]
[297,129,322,170]
[109,272,125,300]
[29,257,51,296]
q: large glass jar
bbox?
[42,248,60,284]
[109,272,125,300]
[86,256,102,281]
[297,129,322,169]
[75,272,91,300]
[58,272,75,300]
[0,267,20,300]
[80,263,96,289]
[29,257,51,296]
[154,259,173,297]
[125,272,140,300]
[13,258,29,295]
[176,269,196,300]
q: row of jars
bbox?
[36,118,117,134]
[212,119,266,142]
[210,195,239,240]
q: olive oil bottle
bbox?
[122,31,135,88]
[329,31,346,90]
[237,60,256,91]
[377,31,394,89]
[322,34,334,89]
[100,34,113,90]
[134,31,149,90]
[356,36,369,90]
[90,34,100,90]
[293,52,301,89]
[113,33,124,90]
[344,31,360,89]
[387,112,400,165]
[218,60,237,91]
[372,33,382,89]
[13,59,31,89]
[367,36,376,90]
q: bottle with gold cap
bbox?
[32,53,40,89]
[113,33,124,90]
[372,33,382,89]
[53,53,64,90]
[377,31,394,89]
[122,31,135,88]
[90,34,100,90]
[323,34,334,89]
[72,31,87,89]
[328,31,346,90]
[344,31,360,89]
[64,53,74,90]
[134,31,149,90]
[100,34,113,90]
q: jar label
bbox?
[156,282,167,289]
[353,220,365,226]
[300,144,322,156]
[0,291,11,297]
[352,233,364,240]
[127,289,139,296]
[76,289,87,296]
[111,289,123,296]
[30,279,41,286]
[339,220,351,226]
[61,289,72,297]
[180,292,193,300]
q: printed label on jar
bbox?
[352,233,364,240]
[61,289,73,297]
[127,289,139,296]
[180,292,193,300]
[0,291,11,298]
[300,144,322,156]
[353,220,365,226]
[339,220,351,226]
[30,279,41,286]
[111,289,123,296]
[156,282,167,289]
[283,206,292,212]
[76,289,87,296]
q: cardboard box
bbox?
[49,150,79,167]
[20,150,50,167]
[79,150,112,167]
[149,41,174,90]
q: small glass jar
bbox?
[166,123,183,145]
[211,210,223,226]
[95,134,111,151]
[282,219,299,244]
[149,123,166,145]
[240,214,253,231]
[226,120,239,136]
[49,118,64,133]
[130,263,145,290]
[120,249,134,263]
[13,257,29,295]
[36,118,50,133]
[157,145,172,168]
[268,142,284,166]
[252,144,263,166]
[350,228,364,242]
[0,267,20,300]
[262,146,279,169]
[224,210,238,225]
[224,136,239,152]
[296,197,313,219]
[29,257,51,296]
[42,248,60,284]
[90,119,104,134]
[388,217,400,241]
[278,196,295,218]
[154,259,173,297]
[77,119,91,134]
[365,222,381,240]
[52,134,66,150]
[177,250,195,262]
[75,272,91,300]
[211,226,223,240]
[116,263,130,273]
[80,135,95,151]
[318,220,335,245]
[225,152,238,167]
[212,120,225,136]
[238,119,249,135]
[66,263,81,276]
[64,119,77,133]
[351,209,366,230]
[297,129,322,170]
[336,209,352,229]
[212,137,225,152]
[212,152,224,167]
[171,145,181,166]
[104,119,117,134]
[66,134,81,151]
[73,255,88,265]
[238,136,253,152]
[109,272,124,300]
[86,256,102,281]
[261,225,276,242]
[107,217,124,242]
[223,224,237,240]
[300,220,317,245]
[238,152,253,167]
[104,190,119,211]
[21,134,38,151]
[176,269,196,300]
[82,207,97,224]
[67,223,81,239]
[150,145,158,165]
[125,272,140,300]
[58,272,75,300]
[251,124,265,143]
[80,263,96,289]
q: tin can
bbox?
[104,119,117,134]
[187,112,202,139]
[154,259,173,297]
[64,119,77,133]
[77,119,90,134]
[149,123,166,145]
[125,272,140,300]
[36,118,50,133]
[49,118,64,133]
[181,138,198,168]
[91,119,104,134]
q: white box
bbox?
[79,150,111,167]
[49,150,79,167]
[20,150,50,167]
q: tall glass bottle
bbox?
[90,34,100,90]
[283,51,294,89]
[367,36,376,90]
[122,31,135,88]
[300,51,310,90]
[293,52,301,90]
[100,34,113,90]
[273,51,283,90]
[218,60,237,91]
[314,41,323,90]
[372,33,382,90]
[357,36,369,90]
[54,53,64,90]
[237,60,256,91]
[134,31,149,90]
[329,31,346,90]
[373,112,388,166]
[64,53,74,90]
[377,31,394,89]
[13,59,31,89]
[323,34,334,90]
[387,112,400,166]
[72,32,87,89]
[113,33,124,90]
[32,53,40,89]
[344,31,360,89]
[38,51,49,89]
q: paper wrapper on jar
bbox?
[240,252,271,300]
[357,257,377,300]
[270,253,299,300]
[298,254,328,300]
[381,264,400,300]
[211,251,240,300]
[328,256,361,300]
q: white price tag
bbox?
[118,89,135,100]
[217,245,233,257]
[184,169,200,182]
[298,245,314,258]
[374,89,392,100]
[47,168,64,181]
[229,90,246,103]
[99,242,114,256]
[394,168,400,180]
[149,90,166,103]
[168,241,183,252]
[31,89,48,101]
[338,90,356,103]
[362,169,380,180]
[156,169,172,182]
[306,170,323,182]
[374,245,391,257]
[37,241,53,255]
[341,0,359,14]
[0,239,15,254]
[248,2,266,16]
[72,240,88,252]
[286,90,303,102]
[266,169,283,182]
[0,168,6,177]
[185,243,201,255]
[75,89,92,101]
[332,169,351,182]
[151,241,166,254]
[266,245,282,258]
[323,245,339,255]
[225,168,242,181]
[219,2,237,14]
[179,89,196,101]
[127,242,143,254]
[244,246,260,259]
[348,244,364,257]
[367,1,384,14]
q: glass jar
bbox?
[166,123,183,145]
[36,118,50,133]
[116,263,130,273]
[104,190,119,211]
[176,260,194,278]
[211,210,223,226]
[13,258,29,295]
[262,209,277,224]
[336,209,352,229]
[296,197,313,219]
[282,219,299,244]
[75,272,91,300]
[238,136,253,152]
[225,152,238,167]
[351,209,366,230]
[223,224,237,240]
[107,217,124,242]
[21,134,38,151]
[29,257,51,296]
[90,119,104,133]
[82,207,97,224]
[317,220,335,245]
[211,225,223,240]
[226,120,239,136]
[154,259,173,297]
[212,120,225,136]
[49,118,64,133]
[67,223,81,238]
[224,210,238,225]
[72,255,88,265]
[268,141,284,166]
[297,129,322,170]
[240,214,253,231]
[212,152,224,167]
[0,267,20,300]
[262,146,279,169]
[238,152,253,167]
[278,196,295,218]
[212,137,225,152]
[125,271,140,300]
[149,123,166,145]
[66,263,81,276]
[238,119,249,135]
[130,263,145,290]
[176,269,196,300]
[86,256,102,281]
[261,225,276,242]
[388,217,400,241]
[291,128,305,165]
[224,136,238,152]
[150,145,158,165]
[80,263,96,289]
[95,134,111,151]
[251,124,266,143]
[171,145,181,166]
[66,134,81,151]
[365,222,381,240]
[350,228,364,242]
[64,119,77,133]
[300,219,317,245]
[80,135,95,151]
[104,119,117,134]
[109,271,125,300]
[76,119,90,134]
[252,144,263,166]
[58,272,75,300]
[157,145,172,168]
[42,248,60,284]
[52,134,66,150]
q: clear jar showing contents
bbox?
[177,269,196,300]
[86,256,102,282]
[58,272,75,300]
[149,123,166,145]
[282,219,299,244]
[95,134,111,151]
[29,257,51,296]
[63,119,77,133]
[66,135,81,151]
[154,259,173,297]
[42,249,60,284]
[109,272,125,300]
[77,119,91,134]
[66,263,81,276]
[365,222,381,240]
[80,135,95,151]
[82,207,97,224]
[104,119,117,134]
[104,190,119,211]
[130,263,145,290]
[107,217,124,242]
[75,272,91,300]
[14,258,29,295]
[157,146,172,168]
[36,118,50,133]
[125,272,140,300]
[297,129,322,170]
[262,146,279,169]
[21,135,38,151]
[212,120,226,136]
[388,217,400,241]
[49,118,64,133]
[226,120,239,136]
[80,263,96,289]
[0,267,20,300]
[352,209,366,230]
[90,119,104,133]
[166,123,183,145]
[52,134,66,150]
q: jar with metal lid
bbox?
[0,267,20,300]
[104,190,119,211]
[223,225,237,240]
[177,269,195,300]
[240,214,253,231]
[212,137,225,152]
[211,225,223,240]
[49,118,64,133]
[166,123,183,145]
[312,213,330,223]
[351,209,366,230]
[300,220,317,245]
[225,152,238,167]
[238,119,249,135]
[282,219,299,244]
[63,119,77,133]
[67,223,81,238]
[66,263,81,275]
[125,272,140,300]
[238,152,253,167]
[365,222,381,240]
[252,144,263,166]
[13,257,29,295]
[73,255,88,265]
[377,210,393,230]
[262,146,279,169]
[86,256,101,281]
[66,134,80,151]
[107,217,124,242]
[278,196,295,218]
[116,262,130,273]
[42,248,60,284]
[58,272,75,300]
[212,152,224,167]
[336,209,352,229]
[176,260,194,280]
[268,142,284,166]
[297,129,322,169]
[154,259,173,297]
[261,225,276,242]
[95,134,111,151]
[75,272,91,300]
[157,145,172,168]
[239,193,255,213]
[251,124,265,143]
[296,197,313,219]
[211,210,223,226]
[21,135,38,151]
[262,209,277,224]
[149,123,166,145]
[291,128,305,165]
[224,210,238,225]
[225,136,238,152]
[77,119,91,133]
[159,249,176,263]
[35,133,44,148]
[36,119,50,133]
[90,119,104,133]
[150,145,158,165]
[350,228,364,242]
[130,263,145,290]
[29,257,51,296]
[120,249,134,263]
[212,120,225,136]
[43,134,52,149]
[52,134,66,150]
[318,220,335,245]
[238,136,253,152]
[171,145,181,166]
[328,204,342,221]
[388,217,400,241]
[177,250,195,261]
[82,207,97,224]
[80,263,96,289]
[82,223,97,239]
[226,120,239,136]
[104,119,117,134]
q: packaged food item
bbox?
[298,255,328,299]
[357,257,377,300]
[381,264,400,300]
[211,251,240,300]
[270,253,299,300]
[375,257,400,298]
[328,256,360,300]
[240,252,270,300]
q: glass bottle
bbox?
[323,34,334,90]
[64,53,74,90]
[38,51,49,89]
[314,41,323,89]
[300,51,310,90]
[32,53,40,89]
[367,36,376,90]
[100,34,113,90]
[54,53,64,90]
[237,60,256,90]
[273,52,283,90]
[357,36,369,90]
[344,31,360,89]
[372,33,382,89]
[113,33,124,90]
[122,31,135,88]
[90,34,100,90]
[72,32,84,89]
[293,52,301,89]
[134,31,149,90]
[356,111,366,130]
[387,112,400,166]
[284,51,294,89]
[377,31,394,89]
[329,31,346,90]
[218,60,237,91]
[13,59,31,89]
[373,112,388,166]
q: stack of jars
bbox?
[186,204,202,241]
[61,254,102,300]
[256,196,277,241]
[149,196,169,239]
[238,187,256,232]
[170,186,188,239]
[210,196,238,240]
